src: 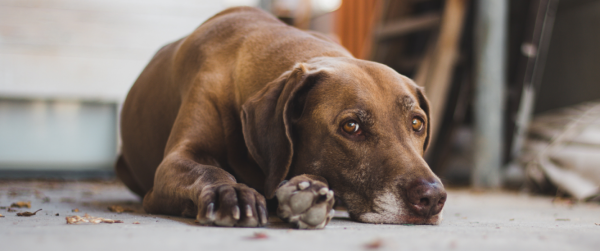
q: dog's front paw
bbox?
[197,183,268,227]
[276,176,335,229]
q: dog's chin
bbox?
[352,211,443,225]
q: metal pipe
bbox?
[473,0,507,188]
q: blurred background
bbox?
[1,0,599,200]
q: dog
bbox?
[116,6,446,229]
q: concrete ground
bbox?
[0,180,599,251]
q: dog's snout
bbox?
[405,179,447,217]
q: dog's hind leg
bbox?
[115,154,147,198]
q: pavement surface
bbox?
[1,180,599,251]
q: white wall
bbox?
[0,0,228,102]
[0,0,238,171]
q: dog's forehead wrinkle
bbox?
[399,96,416,112]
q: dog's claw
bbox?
[232,206,240,220]
[206,203,215,220]
[258,206,268,225]
[318,187,328,195]
[298,181,310,190]
[246,205,253,218]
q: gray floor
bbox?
[1,180,599,251]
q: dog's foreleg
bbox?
[142,151,268,227]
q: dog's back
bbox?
[118,7,352,194]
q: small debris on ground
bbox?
[17,209,42,217]
[0,213,4,217]
[81,191,94,197]
[55,213,59,216]
[133,222,140,224]
[552,197,575,206]
[364,238,383,249]
[509,218,515,221]
[60,198,75,203]
[556,218,570,221]
[108,205,135,213]
[72,208,79,212]
[0,206,7,209]
[66,214,124,224]
[246,232,269,240]
[7,208,18,212]
[10,201,31,208]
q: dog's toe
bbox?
[197,183,267,227]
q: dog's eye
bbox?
[342,121,360,134]
[412,117,424,132]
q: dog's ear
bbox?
[240,63,318,199]
[416,87,431,152]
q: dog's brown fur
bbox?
[117,7,446,228]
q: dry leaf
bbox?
[247,232,269,239]
[365,238,383,249]
[66,214,123,224]
[17,209,42,216]
[108,205,134,213]
[10,201,31,208]
[7,208,17,212]
[0,213,4,217]
[72,208,79,212]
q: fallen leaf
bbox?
[0,213,4,217]
[108,205,135,213]
[247,232,269,239]
[10,201,31,208]
[66,214,123,224]
[365,238,383,249]
[7,208,17,212]
[17,209,42,217]
[556,218,570,221]
[72,208,79,212]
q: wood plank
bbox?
[375,13,441,40]
[415,0,468,146]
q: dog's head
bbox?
[241,57,446,225]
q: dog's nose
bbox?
[405,179,447,217]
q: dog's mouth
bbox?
[337,191,444,225]
[353,211,443,225]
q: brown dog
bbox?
[116,7,446,229]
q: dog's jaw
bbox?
[352,189,444,225]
